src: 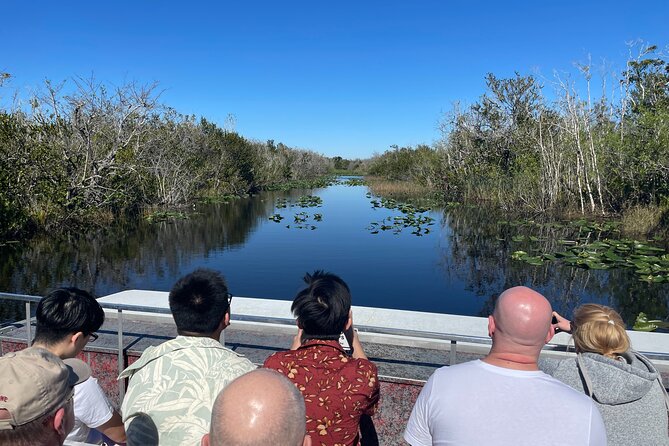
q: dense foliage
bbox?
[369,43,669,219]
[0,78,332,238]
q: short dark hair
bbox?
[291,270,351,339]
[33,287,104,345]
[169,269,231,334]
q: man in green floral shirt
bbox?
[119,269,256,446]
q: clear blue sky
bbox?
[1,1,667,159]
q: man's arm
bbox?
[403,375,435,446]
[96,410,126,444]
[73,377,126,444]
[588,404,607,446]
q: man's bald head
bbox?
[492,286,553,349]
[205,369,308,446]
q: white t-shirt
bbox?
[66,377,115,443]
[404,360,607,446]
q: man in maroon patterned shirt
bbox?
[263,271,380,446]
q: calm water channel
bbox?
[1,179,668,326]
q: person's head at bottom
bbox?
[202,369,311,446]
[0,348,88,446]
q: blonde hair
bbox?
[572,304,630,358]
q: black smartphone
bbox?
[339,325,355,355]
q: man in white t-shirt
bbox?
[33,287,126,445]
[404,286,607,446]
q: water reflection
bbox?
[0,183,667,327]
[442,205,669,325]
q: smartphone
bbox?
[339,325,355,355]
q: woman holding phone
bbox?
[542,304,669,446]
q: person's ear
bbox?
[223,312,230,328]
[201,433,210,446]
[545,324,555,344]
[487,315,495,338]
[53,407,68,436]
[71,331,85,346]
[296,319,303,329]
[345,310,352,330]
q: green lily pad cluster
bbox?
[145,211,188,224]
[370,197,430,214]
[366,196,435,236]
[271,195,324,230]
[269,211,322,229]
[512,238,669,283]
[274,195,322,209]
[633,312,669,332]
[368,215,434,236]
[295,195,322,208]
[343,178,366,186]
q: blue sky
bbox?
[1,1,668,159]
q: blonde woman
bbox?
[541,304,669,446]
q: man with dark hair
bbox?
[32,287,126,445]
[263,271,379,446]
[0,348,88,446]
[202,369,311,446]
[120,268,256,445]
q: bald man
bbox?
[404,286,607,446]
[202,369,311,446]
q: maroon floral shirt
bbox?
[263,339,380,446]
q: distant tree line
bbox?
[369,43,669,218]
[0,76,338,238]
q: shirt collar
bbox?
[298,338,345,353]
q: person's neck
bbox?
[483,352,539,371]
[32,341,68,360]
[177,330,220,341]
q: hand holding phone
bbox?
[339,324,355,355]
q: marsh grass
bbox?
[365,176,433,202]
[621,205,664,235]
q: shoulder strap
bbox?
[575,353,594,398]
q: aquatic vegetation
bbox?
[633,313,669,332]
[145,211,189,224]
[342,178,366,186]
[512,236,669,283]
[275,198,289,209]
[367,197,434,236]
[268,214,284,222]
[295,195,323,208]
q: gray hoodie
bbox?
[540,351,669,446]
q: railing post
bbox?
[118,309,125,402]
[449,340,457,365]
[25,302,31,345]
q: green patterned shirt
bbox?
[119,336,256,445]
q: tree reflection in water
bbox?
[1,185,667,327]
[440,205,668,325]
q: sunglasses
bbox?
[87,332,99,343]
[225,293,233,306]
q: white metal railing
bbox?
[3,291,669,401]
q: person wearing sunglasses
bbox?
[32,287,126,445]
[119,268,256,446]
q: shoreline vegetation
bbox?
[365,42,669,239]
[1,42,668,243]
